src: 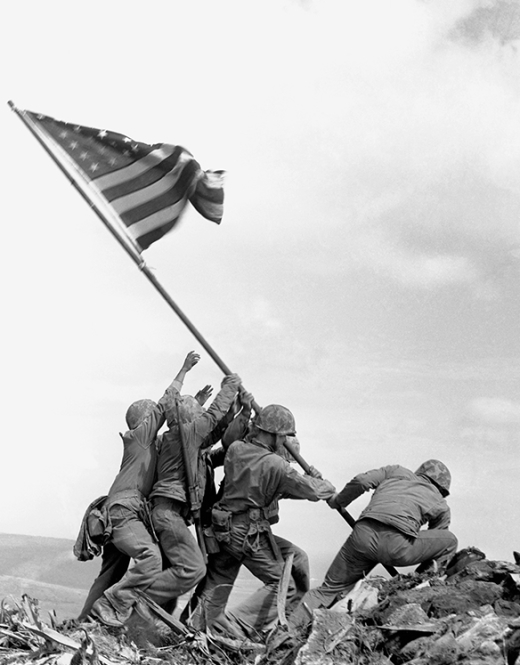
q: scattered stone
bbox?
[1,552,519,664]
[329,577,380,615]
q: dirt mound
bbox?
[0,552,519,664]
[287,552,520,665]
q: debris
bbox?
[1,552,519,664]
[329,578,380,615]
[445,546,486,578]
[277,552,295,626]
[134,590,189,636]
[379,602,439,632]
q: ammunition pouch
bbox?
[243,508,278,557]
[211,507,232,544]
[210,506,281,559]
[203,525,221,554]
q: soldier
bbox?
[147,372,242,613]
[187,404,336,636]
[222,437,312,637]
[285,459,458,633]
[89,351,200,627]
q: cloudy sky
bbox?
[2,0,519,582]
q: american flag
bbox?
[25,111,225,251]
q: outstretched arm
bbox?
[171,351,200,393]
[221,390,255,449]
[327,465,403,510]
[327,477,366,510]
[192,373,243,443]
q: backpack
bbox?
[73,495,112,561]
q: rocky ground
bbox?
[1,549,519,664]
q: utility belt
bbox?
[107,489,144,506]
[151,496,189,518]
[211,506,281,559]
[107,491,159,543]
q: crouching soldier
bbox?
[187,404,336,636]
[285,459,458,634]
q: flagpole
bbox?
[8,100,234,377]
[10,101,365,539]
[138,263,234,374]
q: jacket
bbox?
[150,381,239,506]
[333,464,451,538]
[218,439,336,514]
[108,385,178,501]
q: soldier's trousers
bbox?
[187,521,297,633]
[289,518,458,627]
[226,536,310,633]
[151,498,206,599]
[104,497,189,615]
[78,542,129,620]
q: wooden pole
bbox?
[10,101,397,576]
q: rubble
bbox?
[0,551,519,664]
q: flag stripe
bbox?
[92,144,181,190]
[137,222,177,251]
[109,163,197,215]
[190,171,225,223]
[120,187,193,226]
[126,197,189,239]
[101,149,195,203]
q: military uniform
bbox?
[290,463,458,620]
[148,379,240,602]
[225,535,310,635]
[188,437,335,632]
[93,384,182,622]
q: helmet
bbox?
[255,404,296,436]
[178,395,205,424]
[415,459,451,496]
[125,399,157,430]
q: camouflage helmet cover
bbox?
[178,395,205,424]
[255,404,296,436]
[125,399,157,430]
[415,459,451,496]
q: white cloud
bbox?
[247,298,284,331]
[192,0,520,296]
[352,228,478,287]
[468,396,520,424]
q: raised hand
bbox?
[182,351,201,371]
[195,384,213,406]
